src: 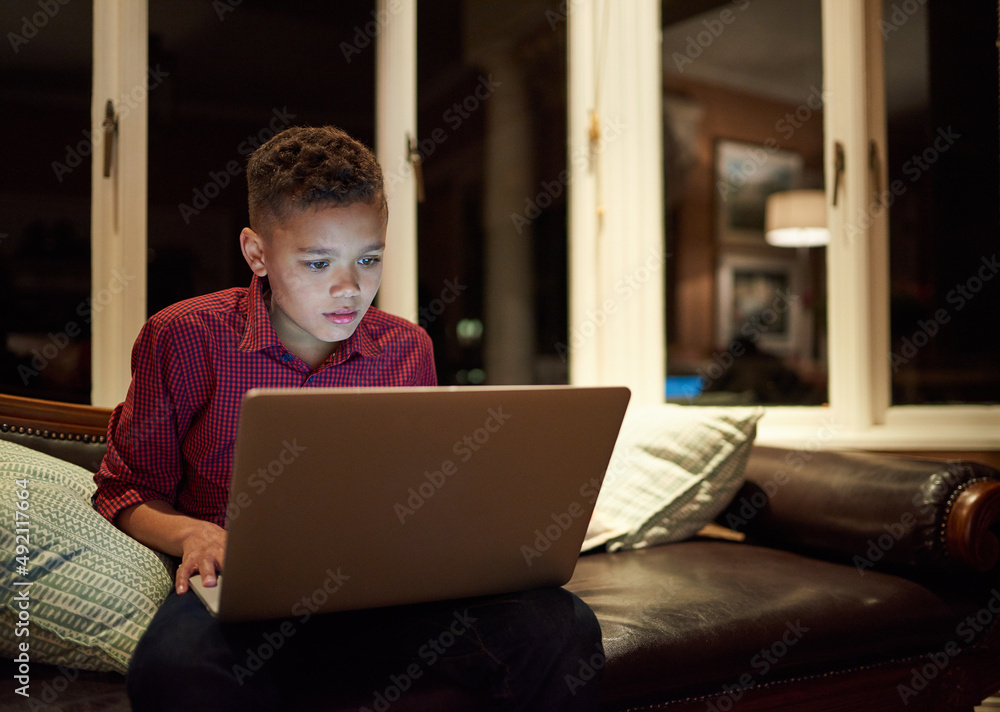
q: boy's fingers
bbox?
[175,563,193,594]
[174,554,220,594]
[200,557,219,587]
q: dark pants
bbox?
[127,587,604,712]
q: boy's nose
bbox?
[329,268,361,298]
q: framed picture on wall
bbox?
[716,250,806,357]
[714,139,804,246]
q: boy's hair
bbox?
[246,125,387,233]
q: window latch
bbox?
[869,140,882,208]
[102,100,118,179]
[407,133,425,203]
[832,141,845,207]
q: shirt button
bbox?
[282,353,292,362]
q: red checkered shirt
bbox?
[93,274,436,527]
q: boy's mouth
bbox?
[325,309,358,325]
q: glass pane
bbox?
[147,1,376,314]
[661,0,828,405]
[883,0,1000,404]
[0,1,93,403]
[417,0,568,385]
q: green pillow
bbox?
[585,405,763,551]
[0,440,172,673]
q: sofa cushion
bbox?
[0,440,172,674]
[566,540,967,708]
[585,405,763,551]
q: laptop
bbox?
[190,385,631,621]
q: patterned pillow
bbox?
[584,405,763,552]
[0,440,172,673]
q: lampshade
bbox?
[765,189,829,247]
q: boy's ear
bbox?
[240,227,268,277]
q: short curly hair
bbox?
[246,125,387,233]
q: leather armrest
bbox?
[718,446,1000,574]
[947,479,1000,571]
[0,393,112,472]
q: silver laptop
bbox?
[189,385,630,621]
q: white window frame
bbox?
[563,0,999,450]
[756,0,1000,450]
[374,0,418,324]
[91,0,148,407]
[91,0,1000,450]
[566,0,666,407]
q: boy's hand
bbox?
[116,500,228,595]
[176,522,227,595]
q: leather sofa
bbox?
[2,392,1000,711]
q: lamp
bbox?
[765,189,829,247]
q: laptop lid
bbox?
[194,385,630,621]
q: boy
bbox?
[93,125,603,711]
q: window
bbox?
[660,0,828,407]
[414,0,569,386]
[146,1,376,316]
[881,0,1000,405]
[564,0,998,447]
[6,0,997,449]
[1,0,93,403]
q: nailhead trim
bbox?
[0,422,106,444]
[940,476,991,557]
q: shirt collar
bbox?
[340,309,383,361]
[237,274,383,362]
[237,274,282,353]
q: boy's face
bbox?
[240,202,386,365]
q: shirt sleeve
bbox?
[92,314,195,525]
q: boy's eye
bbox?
[359,256,382,267]
[306,261,329,271]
